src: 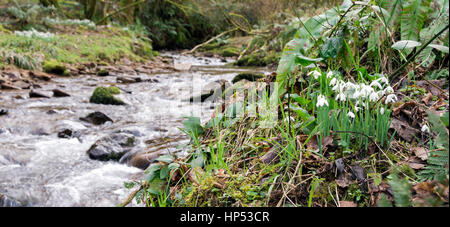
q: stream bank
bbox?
[0,52,269,206]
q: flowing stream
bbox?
[0,53,268,207]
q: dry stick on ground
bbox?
[276,151,303,207]
[118,185,143,207]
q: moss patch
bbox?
[0,26,156,70]
[42,60,69,76]
[235,51,280,67]
[232,73,265,84]
[89,86,125,105]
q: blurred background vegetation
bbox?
[0,0,338,49]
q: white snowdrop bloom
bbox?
[332,81,340,92]
[327,71,334,78]
[309,70,322,80]
[376,76,389,85]
[353,89,362,99]
[385,94,398,104]
[383,86,394,95]
[333,80,346,93]
[345,82,358,90]
[347,111,355,119]
[370,81,383,89]
[336,93,346,102]
[421,125,430,133]
[15,28,55,39]
[360,84,374,98]
[329,77,337,86]
[369,91,380,102]
[380,107,385,115]
[316,94,329,107]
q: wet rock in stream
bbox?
[0,194,26,207]
[52,89,71,97]
[87,132,137,161]
[0,109,7,116]
[29,90,50,99]
[89,87,126,105]
[80,111,113,125]
[185,79,230,103]
[57,128,82,139]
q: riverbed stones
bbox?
[29,90,50,98]
[116,76,142,84]
[52,89,71,97]
[0,109,7,116]
[80,111,113,125]
[29,71,52,81]
[186,79,230,103]
[1,83,21,90]
[0,194,25,207]
[128,152,161,170]
[87,132,137,161]
[57,129,74,139]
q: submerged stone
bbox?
[87,132,137,161]
[80,111,113,125]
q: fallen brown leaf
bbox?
[412,147,430,161]
[390,118,421,142]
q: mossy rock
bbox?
[220,47,240,57]
[202,42,223,51]
[89,86,125,105]
[235,51,280,67]
[97,69,109,77]
[43,60,70,76]
[0,25,12,34]
[235,53,264,67]
[232,73,265,84]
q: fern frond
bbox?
[401,0,432,41]
[419,111,449,182]
[387,171,412,207]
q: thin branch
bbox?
[391,24,450,79]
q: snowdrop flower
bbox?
[360,84,374,98]
[380,107,385,115]
[345,82,358,90]
[326,71,334,78]
[353,89,362,99]
[385,94,398,104]
[376,76,389,85]
[309,70,322,80]
[421,125,430,133]
[329,77,337,86]
[369,91,380,102]
[370,81,383,89]
[383,86,394,95]
[15,28,55,39]
[347,111,355,119]
[316,94,329,107]
[336,92,346,102]
[332,80,345,93]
